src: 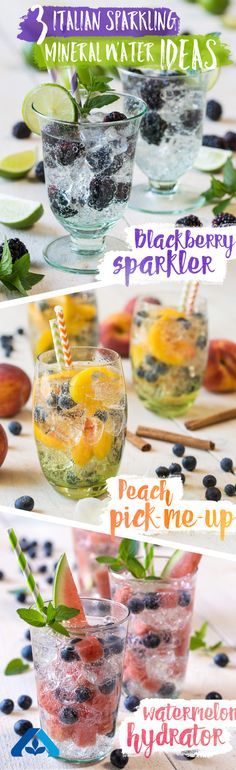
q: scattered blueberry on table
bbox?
[12,121,31,139]
[155,466,169,478]
[110,749,129,768]
[205,692,222,700]
[182,456,197,472]
[15,591,27,604]
[14,719,33,736]
[124,694,140,712]
[206,99,222,121]
[172,443,185,457]
[0,699,14,715]
[202,475,217,488]
[0,570,5,580]
[8,421,22,436]
[205,488,222,501]
[169,462,182,475]
[220,458,234,474]
[213,653,229,668]
[17,695,32,711]
[35,160,45,182]
[14,497,34,512]
[224,484,236,497]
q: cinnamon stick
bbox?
[136,425,215,451]
[126,430,152,452]
[185,407,236,432]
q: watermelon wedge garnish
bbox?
[53,553,86,625]
[160,549,202,579]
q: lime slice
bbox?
[194,146,232,172]
[0,194,44,229]
[222,14,236,27]
[0,149,36,180]
[22,84,78,135]
[205,68,220,92]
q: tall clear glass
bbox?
[130,295,208,417]
[119,69,207,214]
[35,93,146,274]
[31,598,129,764]
[28,292,99,359]
[110,566,197,699]
[33,347,127,499]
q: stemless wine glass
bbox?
[34,93,146,274]
[119,68,207,214]
[28,292,99,359]
[130,295,208,417]
[33,347,127,499]
[31,598,129,763]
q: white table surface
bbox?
[0,512,236,770]
[0,1,236,301]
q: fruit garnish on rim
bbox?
[8,529,83,637]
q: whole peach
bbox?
[0,364,31,417]
[204,339,236,393]
[100,312,132,358]
[0,424,8,467]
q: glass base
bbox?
[52,480,108,500]
[43,234,126,275]
[56,752,108,765]
[135,389,199,417]
[128,183,205,215]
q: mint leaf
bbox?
[213,197,233,215]
[0,239,13,279]
[118,539,139,563]
[46,602,56,623]
[208,641,222,652]
[223,158,236,190]
[17,608,46,627]
[190,635,206,651]
[49,622,69,637]
[126,557,146,578]
[4,658,30,675]
[144,543,155,574]
[96,556,123,571]
[198,621,208,638]
[54,605,80,622]
[21,271,44,289]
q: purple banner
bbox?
[18,6,180,43]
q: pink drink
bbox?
[110,568,197,699]
[72,529,122,598]
[31,598,129,763]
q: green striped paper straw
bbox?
[50,318,65,367]
[8,528,45,613]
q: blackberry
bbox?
[116,181,131,203]
[57,139,85,166]
[224,131,236,151]
[35,160,45,182]
[181,109,202,131]
[140,78,164,109]
[12,121,31,139]
[140,111,167,145]
[88,175,116,210]
[48,187,75,218]
[103,111,127,123]
[176,215,202,227]
[212,212,236,227]
[105,154,124,175]
[86,145,112,171]
[206,100,222,121]
[202,135,225,149]
[0,238,27,264]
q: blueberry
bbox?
[28,547,37,559]
[213,652,229,668]
[220,457,234,474]
[178,591,191,607]
[0,570,4,580]
[25,629,31,640]
[158,682,176,697]
[169,462,182,475]
[140,111,167,145]
[75,685,93,702]
[12,121,31,139]
[17,695,32,710]
[155,466,169,478]
[196,335,207,349]
[43,540,53,556]
[99,678,116,694]
[34,406,47,423]
[88,175,116,210]
[183,752,197,760]
[59,707,78,724]
[57,394,75,410]
[21,645,33,662]
[205,487,221,501]
[15,496,34,512]
[136,366,145,378]
[176,317,191,329]
[35,160,45,182]
[46,576,53,584]
[86,145,112,171]
[47,392,58,407]
[202,475,217,488]
[106,635,124,655]
[127,596,144,614]
[182,456,197,472]
[144,592,161,610]
[124,694,140,712]
[181,473,186,485]
[162,630,172,644]
[205,692,222,700]
[16,591,27,603]
[17,328,24,335]
[145,369,158,383]
[0,698,14,714]
[60,646,79,662]
[110,749,129,768]
[8,421,22,436]
[142,632,161,648]
[38,564,47,574]
[172,443,185,457]
[94,409,108,422]
[14,719,33,735]
[224,484,236,496]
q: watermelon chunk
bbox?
[77,636,104,663]
[161,550,202,579]
[53,553,86,625]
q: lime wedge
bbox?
[0,149,36,180]
[205,68,220,91]
[22,84,78,134]
[222,14,236,27]
[0,194,44,229]
[194,146,232,172]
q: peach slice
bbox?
[148,310,195,366]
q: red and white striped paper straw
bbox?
[54,305,72,367]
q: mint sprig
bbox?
[203,158,236,214]
[190,621,222,652]
[75,68,118,118]
[96,539,156,579]
[17,603,80,638]
[4,658,30,676]
[0,239,44,297]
